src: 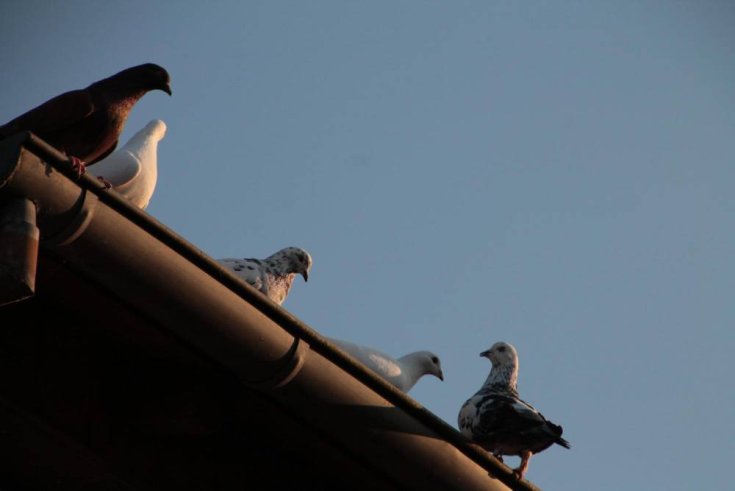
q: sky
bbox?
[2,1,734,489]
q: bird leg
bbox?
[68,156,87,178]
[513,450,532,481]
[96,176,113,190]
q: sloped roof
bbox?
[0,133,541,491]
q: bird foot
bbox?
[69,156,87,178]
[96,176,113,189]
[513,451,532,481]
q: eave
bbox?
[0,133,541,491]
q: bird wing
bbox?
[476,395,569,450]
[217,259,266,293]
[476,394,547,436]
[329,338,400,376]
[0,89,95,137]
[91,150,142,187]
[366,351,402,378]
[328,337,406,389]
[515,397,570,448]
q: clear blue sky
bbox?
[2,1,734,489]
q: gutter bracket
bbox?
[41,189,98,247]
[247,337,309,390]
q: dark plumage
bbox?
[458,342,569,480]
[0,63,171,170]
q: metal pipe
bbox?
[0,197,39,305]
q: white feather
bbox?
[91,119,167,209]
[328,337,443,393]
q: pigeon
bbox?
[0,63,171,175]
[89,119,167,209]
[218,247,312,305]
[458,342,570,480]
[328,337,444,393]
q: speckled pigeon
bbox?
[218,247,312,305]
[458,342,570,480]
[0,63,171,176]
[328,337,444,392]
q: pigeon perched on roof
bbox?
[218,247,312,305]
[328,337,444,393]
[0,63,171,175]
[458,342,570,480]
[90,119,167,209]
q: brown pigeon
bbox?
[0,63,171,175]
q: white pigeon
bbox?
[90,119,167,209]
[458,342,570,480]
[218,247,312,305]
[328,337,444,393]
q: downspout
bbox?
[0,197,38,305]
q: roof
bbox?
[0,133,542,491]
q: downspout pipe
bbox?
[0,197,38,305]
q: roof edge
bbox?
[0,134,541,491]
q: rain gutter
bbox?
[0,132,541,491]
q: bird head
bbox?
[139,63,172,95]
[106,63,172,96]
[274,247,313,282]
[143,119,168,140]
[480,342,518,368]
[416,351,444,381]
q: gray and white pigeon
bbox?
[90,119,167,209]
[218,247,312,305]
[458,342,570,480]
[328,337,444,393]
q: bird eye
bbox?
[497,346,506,353]
[431,356,438,363]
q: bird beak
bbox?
[162,82,172,96]
[437,370,444,381]
[301,271,309,282]
[479,350,490,358]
